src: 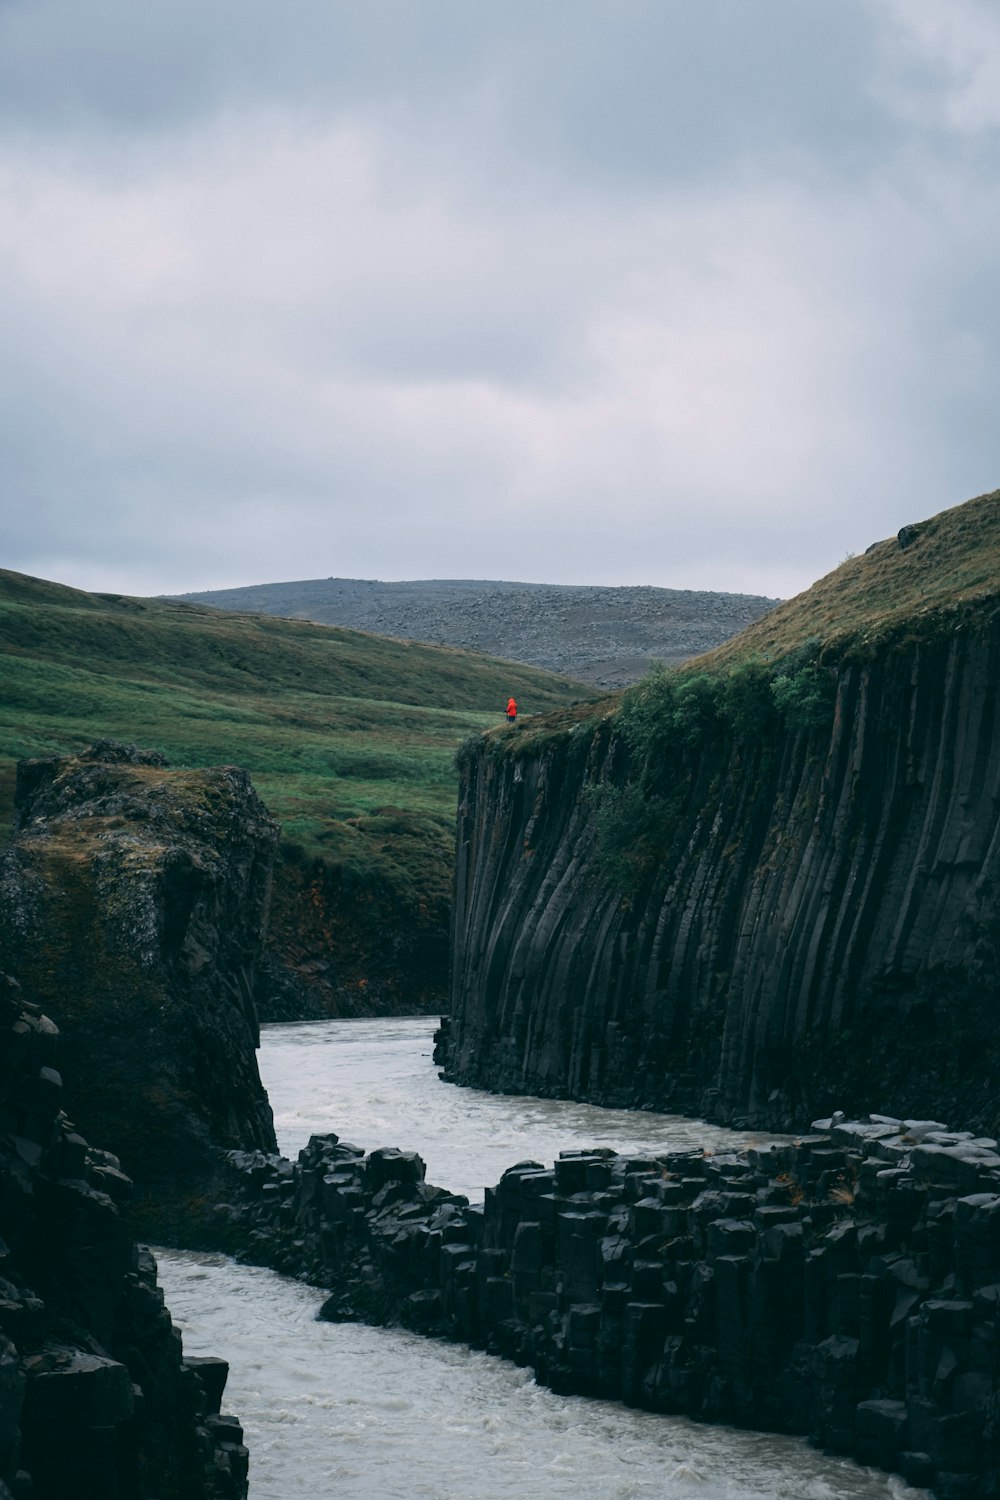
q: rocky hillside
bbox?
[0,742,278,1239]
[439,489,1000,1136]
[174,578,781,689]
[0,975,248,1499]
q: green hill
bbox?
[702,486,1000,668]
[0,569,592,1014]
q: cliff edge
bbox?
[440,489,1000,1134]
[0,742,278,1237]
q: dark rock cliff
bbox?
[0,742,278,1238]
[440,498,1000,1135]
[0,976,248,1499]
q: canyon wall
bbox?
[440,613,1000,1134]
[0,975,248,1499]
[0,742,278,1237]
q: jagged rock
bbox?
[0,983,247,1499]
[0,743,278,1236]
[898,524,925,549]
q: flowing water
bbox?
[157,1017,929,1500]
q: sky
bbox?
[1,1,998,601]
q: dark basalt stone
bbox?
[0,981,247,1499]
[220,1113,1000,1499]
[439,615,1000,1137]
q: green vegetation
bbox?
[0,568,590,909]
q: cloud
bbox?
[876,0,1000,135]
[0,1,998,598]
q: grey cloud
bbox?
[0,1,933,188]
[1,1,998,600]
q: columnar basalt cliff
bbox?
[0,742,278,1236]
[0,976,248,1499]
[439,492,1000,1135]
[221,1113,1000,1499]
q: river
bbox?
[157,1018,928,1500]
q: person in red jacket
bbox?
[506,696,517,723]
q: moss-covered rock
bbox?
[0,742,278,1239]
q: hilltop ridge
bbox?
[700,486,1000,669]
[172,577,781,688]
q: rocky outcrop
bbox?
[0,976,248,1499]
[439,606,1000,1135]
[0,742,278,1237]
[221,1113,1000,1499]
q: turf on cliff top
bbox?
[493,485,1000,755]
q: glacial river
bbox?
[157,1017,928,1500]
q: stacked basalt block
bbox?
[223,1112,1000,1499]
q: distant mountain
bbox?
[171,578,782,689]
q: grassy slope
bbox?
[702,487,1000,668]
[0,569,590,909]
[494,487,1000,756]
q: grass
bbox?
[0,568,592,908]
[697,486,1000,669]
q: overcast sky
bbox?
[1,1,998,600]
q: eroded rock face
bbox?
[0,742,278,1236]
[0,976,248,1499]
[440,619,1000,1134]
